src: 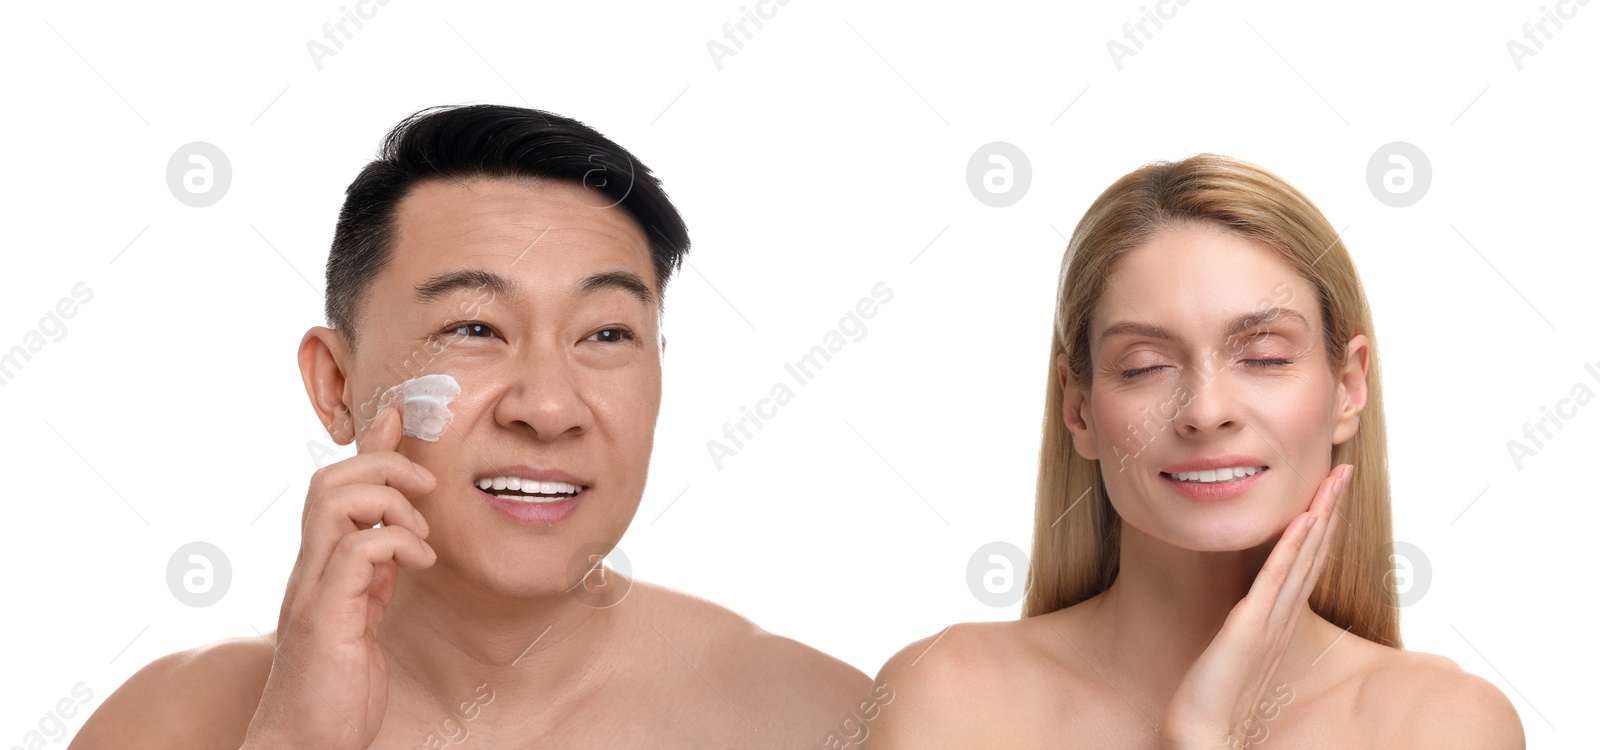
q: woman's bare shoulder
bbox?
[1356,647,1525,749]
[69,632,274,750]
[864,616,1072,748]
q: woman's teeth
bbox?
[474,476,583,503]
[1165,466,1264,483]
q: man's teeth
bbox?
[1165,466,1264,483]
[474,476,583,503]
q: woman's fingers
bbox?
[1268,466,1341,612]
[1300,466,1351,604]
[1239,474,1327,616]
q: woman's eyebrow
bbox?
[1098,307,1310,348]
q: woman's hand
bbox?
[1159,463,1352,750]
[241,406,439,750]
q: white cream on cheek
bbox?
[377,373,462,442]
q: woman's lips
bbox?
[1160,467,1267,501]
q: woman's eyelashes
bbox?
[1117,359,1294,380]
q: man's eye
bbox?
[444,322,498,339]
[586,327,635,344]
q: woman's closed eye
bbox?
[1118,359,1294,380]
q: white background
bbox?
[2,1,1595,746]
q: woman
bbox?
[864,155,1524,749]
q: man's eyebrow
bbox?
[1098,307,1310,347]
[414,269,519,305]
[579,270,656,306]
[413,268,656,307]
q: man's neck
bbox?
[377,559,625,729]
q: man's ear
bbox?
[1331,333,1370,446]
[1058,352,1099,461]
[300,327,355,446]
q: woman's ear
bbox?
[1059,352,1099,461]
[300,326,356,445]
[1331,333,1370,446]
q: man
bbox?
[70,104,868,749]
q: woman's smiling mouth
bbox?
[1159,466,1268,501]
[1157,455,1270,500]
[1162,466,1265,484]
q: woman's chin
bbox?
[1149,517,1289,553]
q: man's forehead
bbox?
[386,178,653,284]
[394,177,649,255]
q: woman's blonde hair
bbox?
[1022,153,1401,648]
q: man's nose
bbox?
[495,345,594,441]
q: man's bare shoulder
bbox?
[69,633,274,750]
[1358,648,1525,749]
[626,580,871,744]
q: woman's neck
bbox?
[1082,522,1331,705]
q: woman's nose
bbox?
[1173,363,1243,436]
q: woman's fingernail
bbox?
[414,508,429,533]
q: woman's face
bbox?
[1060,223,1367,552]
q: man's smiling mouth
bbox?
[474,475,587,504]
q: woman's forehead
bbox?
[1094,225,1315,339]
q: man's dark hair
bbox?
[324,103,690,350]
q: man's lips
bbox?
[470,465,590,525]
[473,465,591,501]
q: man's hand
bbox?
[241,406,438,750]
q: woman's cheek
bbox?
[1251,382,1336,511]
[1094,394,1169,474]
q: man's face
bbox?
[341,176,661,598]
